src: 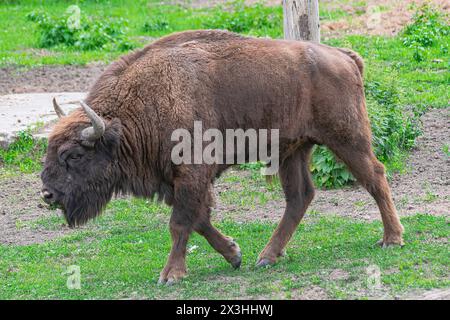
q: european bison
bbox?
[41,30,404,284]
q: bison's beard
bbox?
[62,184,115,228]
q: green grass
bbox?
[0,130,47,173]
[0,197,448,299]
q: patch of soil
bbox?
[296,286,330,300]
[0,64,105,95]
[0,172,72,245]
[402,288,450,300]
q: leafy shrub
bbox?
[0,131,47,173]
[310,146,354,188]
[26,9,135,51]
[203,0,282,36]
[402,3,449,61]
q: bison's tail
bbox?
[339,48,364,75]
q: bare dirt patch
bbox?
[403,288,450,300]
[0,171,72,245]
[0,64,105,95]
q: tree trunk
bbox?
[283,0,320,42]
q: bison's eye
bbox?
[69,153,83,160]
[58,147,85,165]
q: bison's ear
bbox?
[100,118,122,155]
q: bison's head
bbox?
[40,99,121,227]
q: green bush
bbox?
[401,3,449,61]
[310,146,354,188]
[26,10,135,51]
[203,0,282,36]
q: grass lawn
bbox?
[0,197,448,299]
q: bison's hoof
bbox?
[226,239,242,269]
[158,267,186,286]
[255,257,275,268]
[376,238,404,249]
[229,250,242,269]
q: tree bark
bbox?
[283,0,320,42]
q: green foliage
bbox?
[203,0,282,36]
[365,81,423,166]
[26,9,135,51]
[239,162,265,171]
[311,146,355,188]
[401,3,449,62]
[443,144,450,157]
[0,131,47,173]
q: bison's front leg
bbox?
[158,169,242,284]
[158,210,191,285]
[158,171,204,285]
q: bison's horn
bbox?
[52,98,66,118]
[80,101,105,142]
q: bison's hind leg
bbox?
[324,135,404,247]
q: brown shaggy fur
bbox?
[41,30,404,283]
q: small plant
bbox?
[402,3,449,62]
[310,146,355,188]
[26,9,135,51]
[443,144,450,157]
[239,162,265,171]
[0,130,47,173]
